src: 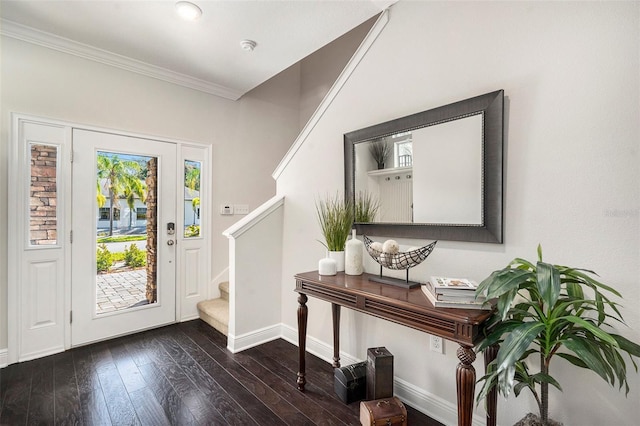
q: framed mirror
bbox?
[344,89,504,243]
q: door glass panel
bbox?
[29,143,59,246]
[95,151,157,315]
[184,160,201,238]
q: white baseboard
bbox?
[227,323,281,353]
[180,313,200,322]
[280,323,361,366]
[17,346,66,363]
[395,377,486,426]
[0,348,7,368]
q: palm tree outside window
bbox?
[96,152,147,236]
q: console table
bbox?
[294,271,498,426]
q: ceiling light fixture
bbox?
[175,1,202,21]
[240,39,257,52]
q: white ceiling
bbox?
[0,0,395,100]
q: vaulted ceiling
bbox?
[1,0,396,100]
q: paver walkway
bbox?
[96,268,147,314]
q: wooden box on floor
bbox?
[366,347,394,400]
[334,361,367,404]
[359,397,407,426]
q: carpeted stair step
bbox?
[197,281,229,335]
[219,280,229,301]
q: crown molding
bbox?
[0,19,243,101]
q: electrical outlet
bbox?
[430,336,444,354]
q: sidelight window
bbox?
[29,143,59,246]
[184,160,202,238]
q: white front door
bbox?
[71,129,177,346]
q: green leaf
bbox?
[497,288,518,321]
[475,270,499,295]
[536,261,560,311]
[530,372,562,391]
[563,267,622,298]
[513,381,535,397]
[511,302,537,322]
[510,257,536,270]
[496,322,546,374]
[479,269,535,300]
[512,360,542,402]
[564,337,614,384]
[611,334,640,371]
[475,364,499,408]
[548,299,597,324]
[476,320,524,351]
[595,292,605,325]
[611,334,640,358]
[559,316,618,346]
[498,363,517,397]
[565,281,584,301]
[556,352,588,369]
[601,345,628,392]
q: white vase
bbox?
[318,254,337,276]
[345,229,363,275]
[329,250,345,272]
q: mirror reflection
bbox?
[355,114,484,225]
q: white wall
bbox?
[277,2,639,425]
[226,197,284,352]
[0,36,300,351]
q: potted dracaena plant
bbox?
[475,245,640,426]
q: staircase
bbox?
[196,281,229,335]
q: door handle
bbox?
[167,239,175,246]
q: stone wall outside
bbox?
[145,157,157,303]
[30,144,58,245]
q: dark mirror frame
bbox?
[344,89,504,243]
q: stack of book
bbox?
[421,276,490,310]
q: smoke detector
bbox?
[240,40,257,52]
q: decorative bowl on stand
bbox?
[363,235,437,289]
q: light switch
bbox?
[220,204,234,215]
[234,204,249,215]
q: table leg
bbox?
[297,293,308,391]
[456,345,476,426]
[484,344,499,426]
[332,303,341,368]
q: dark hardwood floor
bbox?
[0,320,442,425]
